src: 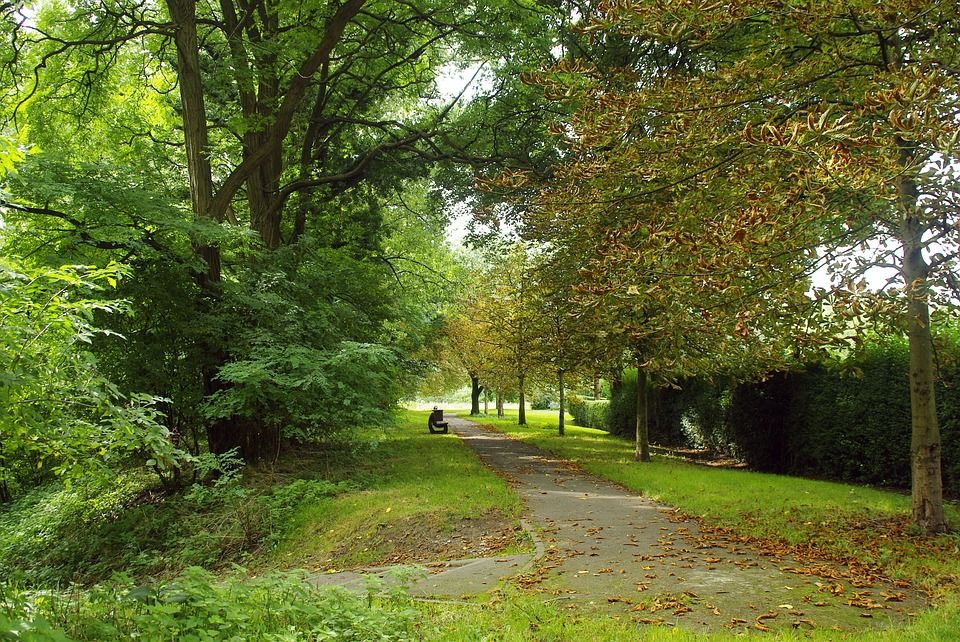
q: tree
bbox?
[1,0,566,460]
[529,252,602,436]
[480,244,544,425]
[444,308,494,416]
[522,1,960,533]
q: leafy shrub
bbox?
[530,392,554,410]
[568,395,610,431]
[566,393,587,426]
[606,370,686,445]
[607,368,638,438]
[631,334,960,496]
[1,568,416,641]
[0,260,182,500]
[0,456,351,586]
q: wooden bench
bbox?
[428,407,449,434]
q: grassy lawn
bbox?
[427,407,960,640]
[268,409,528,569]
[7,407,960,640]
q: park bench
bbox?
[428,407,449,434]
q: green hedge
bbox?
[607,369,689,446]
[599,337,960,496]
[568,394,610,430]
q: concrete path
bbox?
[444,415,924,632]
[314,414,925,633]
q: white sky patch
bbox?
[444,197,472,248]
[433,61,492,247]
[433,61,490,105]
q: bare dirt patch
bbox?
[330,510,528,569]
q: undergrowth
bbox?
[0,567,416,641]
[0,443,365,586]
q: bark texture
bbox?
[518,374,526,425]
[635,366,649,462]
[470,373,483,416]
[558,369,566,436]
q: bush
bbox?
[570,399,610,431]
[632,334,960,496]
[0,453,351,586]
[567,393,587,426]
[607,370,688,446]
[0,567,416,641]
[530,391,554,410]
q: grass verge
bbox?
[268,409,528,570]
[0,410,526,586]
[441,408,960,639]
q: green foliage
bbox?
[567,394,610,431]
[529,391,554,410]
[0,259,181,498]
[0,451,350,585]
[637,335,960,496]
[0,568,415,641]
[205,341,402,446]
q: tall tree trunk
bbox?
[167,0,219,286]
[635,366,649,462]
[558,369,566,436]
[899,162,947,534]
[169,0,250,459]
[469,373,483,416]
[496,389,504,418]
[518,373,526,425]
[593,372,601,400]
[483,388,489,415]
[884,24,947,535]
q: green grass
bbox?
[8,406,960,640]
[267,409,527,569]
[449,408,960,638]
[0,410,526,585]
[420,590,960,641]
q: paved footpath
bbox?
[316,415,926,633]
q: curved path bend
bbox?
[316,414,925,633]
[447,415,924,633]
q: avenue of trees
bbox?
[443,1,960,536]
[1,0,957,538]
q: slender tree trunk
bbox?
[496,389,504,418]
[558,369,566,436]
[483,388,489,415]
[899,164,947,534]
[635,366,649,462]
[469,373,482,416]
[593,372,601,400]
[518,373,526,425]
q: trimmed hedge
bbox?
[607,369,688,446]
[600,338,960,496]
[569,394,610,430]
